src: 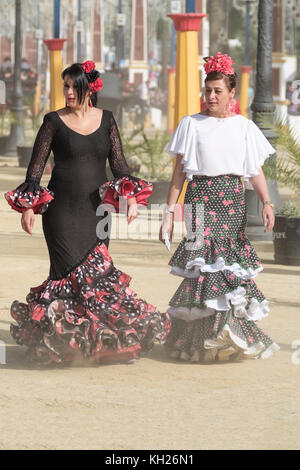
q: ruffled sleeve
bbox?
[4,113,55,214]
[99,175,153,212]
[5,181,54,214]
[166,115,198,180]
[99,112,153,212]
[243,120,276,190]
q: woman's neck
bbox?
[205,109,229,118]
[66,103,91,119]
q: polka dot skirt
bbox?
[166,175,279,361]
[10,242,171,364]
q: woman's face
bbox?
[63,75,89,109]
[204,78,235,114]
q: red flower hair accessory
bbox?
[204,52,235,76]
[89,77,103,93]
[81,60,95,74]
[81,60,103,93]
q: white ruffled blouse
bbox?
[166,113,276,189]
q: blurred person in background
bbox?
[0,57,12,79]
[0,66,14,108]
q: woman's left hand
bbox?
[262,205,275,233]
[127,197,138,224]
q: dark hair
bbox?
[61,62,101,107]
[205,71,238,91]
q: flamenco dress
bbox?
[5,110,170,364]
[164,113,280,362]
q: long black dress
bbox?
[5,110,170,363]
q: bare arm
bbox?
[166,155,186,210]
[249,167,275,233]
[159,155,186,243]
[249,167,270,202]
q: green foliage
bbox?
[263,120,300,218]
[139,130,171,181]
[120,126,144,160]
[275,200,300,218]
[270,121,300,195]
[120,127,172,181]
[0,108,17,136]
[23,95,46,133]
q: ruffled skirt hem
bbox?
[165,310,279,363]
[10,242,170,364]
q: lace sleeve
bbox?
[108,112,130,178]
[25,113,56,184]
[99,112,153,212]
[4,113,56,214]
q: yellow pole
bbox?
[44,39,66,111]
[167,66,175,134]
[34,74,41,116]
[239,65,252,118]
[168,14,206,204]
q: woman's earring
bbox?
[89,93,93,108]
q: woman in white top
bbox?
[160,52,279,362]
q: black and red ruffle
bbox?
[4,181,54,215]
[10,242,170,364]
[99,175,153,212]
[5,175,152,216]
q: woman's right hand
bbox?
[21,208,35,235]
[159,212,174,245]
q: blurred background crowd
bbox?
[0,0,299,156]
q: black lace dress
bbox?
[5,110,170,363]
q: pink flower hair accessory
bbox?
[203,52,235,76]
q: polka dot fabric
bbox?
[166,175,279,361]
[99,175,153,212]
[165,311,276,363]
[10,242,170,364]
[4,181,54,215]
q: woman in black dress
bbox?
[5,61,170,364]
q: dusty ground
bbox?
[0,161,300,450]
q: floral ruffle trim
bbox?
[169,235,262,280]
[171,256,263,280]
[203,326,280,361]
[10,242,170,363]
[165,308,279,362]
[29,242,115,302]
[4,181,54,215]
[168,286,269,322]
[99,175,153,212]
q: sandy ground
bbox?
[0,161,300,450]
